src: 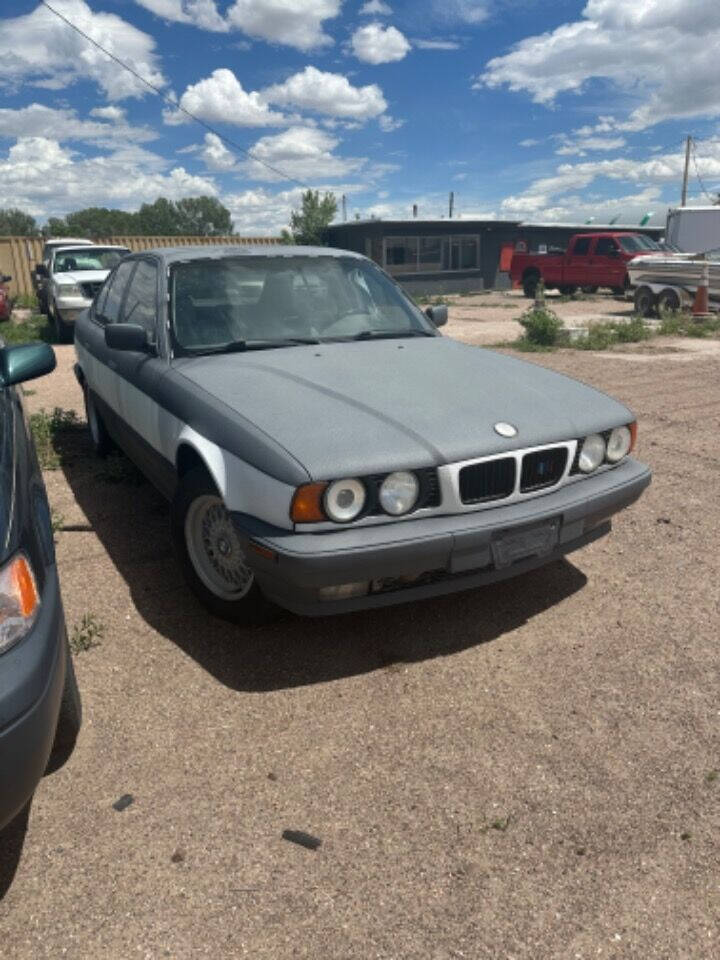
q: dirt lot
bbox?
[1,303,720,958]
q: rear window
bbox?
[572,237,591,255]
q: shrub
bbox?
[518,305,564,346]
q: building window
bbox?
[384,237,419,274]
[383,235,480,275]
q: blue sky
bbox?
[1,0,720,233]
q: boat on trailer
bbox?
[628,249,720,315]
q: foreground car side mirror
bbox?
[105,323,151,352]
[425,304,448,327]
[0,343,56,388]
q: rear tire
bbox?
[83,384,113,457]
[581,285,598,294]
[522,273,540,298]
[558,285,577,295]
[633,285,656,318]
[171,467,276,625]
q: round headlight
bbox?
[606,426,632,463]
[379,471,419,516]
[578,434,606,473]
[324,478,366,522]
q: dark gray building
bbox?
[325,219,664,295]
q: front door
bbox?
[590,236,624,288]
[564,236,592,286]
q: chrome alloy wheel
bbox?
[184,495,254,601]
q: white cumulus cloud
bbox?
[165,69,286,126]
[479,0,720,131]
[351,23,411,64]
[0,103,155,146]
[0,0,165,101]
[360,1,392,14]
[242,126,366,182]
[133,0,228,31]
[261,66,387,119]
[225,0,341,51]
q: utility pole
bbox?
[342,194,347,221]
[449,191,454,219]
[681,135,692,207]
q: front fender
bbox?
[174,426,296,530]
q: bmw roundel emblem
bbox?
[494,422,518,438]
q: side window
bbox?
[99,261,135,324]
[595,237,619,256]
[572,237,591,255]
[121,260,158,336]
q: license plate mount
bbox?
[491,518,560,569]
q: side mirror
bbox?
[105,323,149,352]
[425,304,448,327]
[35,264,48,278]
[0,343,56,388]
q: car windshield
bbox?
[618,235,660,253]
[170,255,436,353]
[54,247,129,272]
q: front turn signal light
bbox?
[0,553,40,654]
[290,483,328,523]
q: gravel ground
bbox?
[1,313,719,958]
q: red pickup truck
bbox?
[510,232,662,298]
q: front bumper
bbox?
[0,566,67,830]
[234,457,651,616]
[55,301,90,326]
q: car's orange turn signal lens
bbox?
[629,421,638,453]
[290,483,328,523]
[3,554,39,618]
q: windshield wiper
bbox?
[190,336,321,356]
[351,328,435,341]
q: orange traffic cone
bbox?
[692,259,711,318]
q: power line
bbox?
[690,137,718,203]
[39,0,308,188]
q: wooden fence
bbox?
[0,235,282,298]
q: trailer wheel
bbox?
[633,286,656,318]
[558,285,577,296]
[657,288,681,314]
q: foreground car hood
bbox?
[176,338,632,480]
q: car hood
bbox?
[176,337,633,480]
[54,269,110,285]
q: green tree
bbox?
[282,190,337,246]
[0,207,38,236]
[175,197,233,236]
[135,198,182,235]
[64,207,136,238]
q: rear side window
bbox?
[98,260,135,324]
[572,237,591,255]
[121,260,158,336]
[595,237,619,255]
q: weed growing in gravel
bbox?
[1,313,54,344]
[518,304,564,346]
[575,316,652,350]
[70,613,105,653]
[12,292,39,310]
[51,509,65,538]
[706,770,718,784]
[658,310,720,338]
[415,294,451,306]
[29,407,80,470]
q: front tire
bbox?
[52,645,82,754]
[633,285,656,318]
[49,301,72,344]
[171,467,275,625]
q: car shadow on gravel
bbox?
[0,801,31,901]
[58,429,588,692]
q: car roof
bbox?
[53,244,130,253]
[133,244,367,265]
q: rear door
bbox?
[591,236,624,287]
[564,236,592,286]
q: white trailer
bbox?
[665,206,720,253]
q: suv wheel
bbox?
[171,467,276,625]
